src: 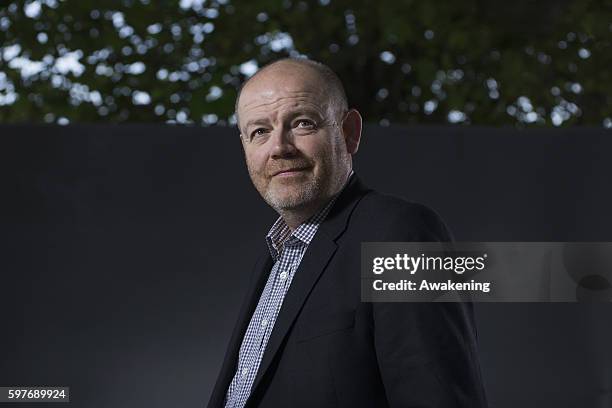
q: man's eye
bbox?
[295,119,315,129]
[251,128,268,139]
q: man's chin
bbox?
[266,196,310,212]
[264,188,316,212]
[261,178,325,211]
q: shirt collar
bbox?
[265,170,354,260]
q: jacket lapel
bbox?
[248,175,371,398]
[249,234,338,395]
[208,252,273,407]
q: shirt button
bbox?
[241,367,249,377]
[261,319,268,328]
[279,271,288,281]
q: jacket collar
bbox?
[316,172,372,242]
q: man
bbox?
[208,58,487,407]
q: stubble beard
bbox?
[247,162,338,216]
[262,172,323,213]
[246,147,349,217]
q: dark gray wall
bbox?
[1,124,611,408]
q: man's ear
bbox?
[342,109,362,154]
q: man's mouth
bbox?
[272,167,310,177]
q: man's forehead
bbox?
[241,90,326,113]
[238,64,330,110]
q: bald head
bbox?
[235,58,348,127]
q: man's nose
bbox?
[269,127,297,158]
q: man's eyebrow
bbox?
[285,108,324,121]
[244,118,270,130]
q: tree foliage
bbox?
[0,0,610,127]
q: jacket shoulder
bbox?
[351,191,453,242]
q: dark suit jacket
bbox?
[208,175,487,407]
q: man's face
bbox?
[236,64,351,214]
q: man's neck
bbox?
[278,202,326,231]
